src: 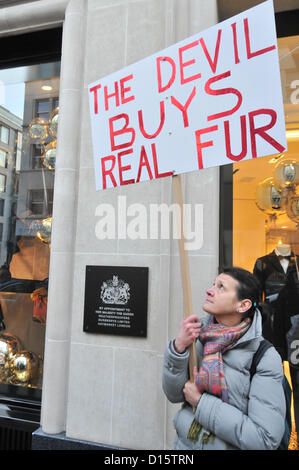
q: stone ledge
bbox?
[32,427,125,450]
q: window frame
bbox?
[0,27,62,408]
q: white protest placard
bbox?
[88,0,286,191]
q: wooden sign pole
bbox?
[172,174,197,381]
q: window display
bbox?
[0,63,60,397]
[231,35,299,450]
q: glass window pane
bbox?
[17,132,22,149]
[232,35,299,270]
[32,144,43,169]
[0,66,60,396]
[16,149,21,172]
[0,126,9,144]
[230,34,299,442]
[36,99,50,121]
[0,150,6,167]
[0,199,4,216]
[0,174,6,192]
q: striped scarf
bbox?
[195,316,251,402]
[187,315,251,443]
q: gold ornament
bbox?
[48,107,59,138]
[0,333,22,380]
[42,140,56,170]
[10,351,39,384]
[274,159,299,191]
[256,177,285,215]
[286,193,299,223]
[36,217,52,244]
[28,117,48,141]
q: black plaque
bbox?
[83,265,148,337]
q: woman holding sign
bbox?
[162,267,286,450]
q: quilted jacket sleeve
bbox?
[195,346,286,450]
[162,341,190,403]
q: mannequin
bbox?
[253,244,299,357]
[275,243,291,274]
[253,243,297,306]
[253,243,299,434]
[275,243,291,256]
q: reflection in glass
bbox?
[28,117,48,141]
[231,36,299,450]
[274,159,299,191]
[256,177,286,216]
[0,150,6,168]
[10,351,39,385]
[48,107,59,138]
[286,194,299,223]
[42,140,56,170]
[0,63,60,393]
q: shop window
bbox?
[220,33,299,450]
[0,63,60,402]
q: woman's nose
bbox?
[206,287,214,296]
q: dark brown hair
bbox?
[219,266,271,325]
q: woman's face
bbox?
[203,273,244,319]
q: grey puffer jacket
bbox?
[162,310,286,450]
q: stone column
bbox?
[40,0,86,434]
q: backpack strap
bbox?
[250,339,273,380]
[249,339,291,450]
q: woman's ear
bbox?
[238,299,252,314]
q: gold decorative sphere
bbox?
[49,107,59,138]
[286,193,299,223]
[10,351,39,384]
[28,117,48,141]
[36,217,52,244]
[42,140,56,170]
[256,177,285,215]
[0,333,22,380]
[274,159,299,190]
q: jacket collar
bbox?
[267,250,286,274]
[267,250,297,275]
[234,309,262,346]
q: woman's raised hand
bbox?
[174,314,201,353]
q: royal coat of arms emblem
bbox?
[100,275,130,305]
